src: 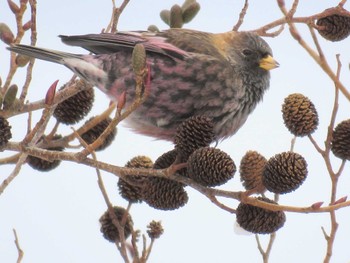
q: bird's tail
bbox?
[7,44,81,64]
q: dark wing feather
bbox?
[60,31,189,60]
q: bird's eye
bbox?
[242,49,253,57]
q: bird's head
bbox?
[216,31,279,72]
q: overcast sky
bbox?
[1,1,350,262]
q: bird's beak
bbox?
[259,55,279,71]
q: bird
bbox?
[7,29,279,141]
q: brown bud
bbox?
[22,20,32,31]
[317,13,350,42]
[45,80,58,106]
[182,0,197,10]
[282,93,319,137]
[332,196,347,205]
[7,0,20,14]
[160,10,171,26]
[331,119,350,160]
[236,197,286,234]
[263,151,308,194]
[147,25,159,32]
[3,84,18,110]
[0,23,15,44]
[15,54,30,67]
[277,0,286,6]
[311,202,324,210]
[170,4,183,28]
[182,2,200,23]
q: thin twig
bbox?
[0,153,27,195]
[0,153,21,164]
[232,0,249,31]
[109,0,130,33]
[308,134,324,155]
[19,0,37,105]
[144,239,155,263]
[322,53,342,263]
[13,229,24,263]
[209,195,236,213]
[73,127,130,262]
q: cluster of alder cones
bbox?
[111,92,348,237]
[1,8,350,243]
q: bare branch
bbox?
[232,0,249,31]
[13,229,24,263]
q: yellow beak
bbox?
[259,55,279,71]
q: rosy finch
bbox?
[8,29,278,141]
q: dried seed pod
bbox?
[282,93,319,137]
[263,152,308,194]
[147,220,164,239]
[154,149,178,169]
[174,116,215,160]
[0,117,12,147]
[142,176,188,210]
[239,151,267,193]
[53,79,94,124]
[236,197,286,234]
[99,206,133,242]
[80,117,117,151]
[27,135,64,172]
[331,119,350,160]
[317,14,350,41]
[118,156,153,203]
[154,149,188,179]
[187,147,236,187]
[144,149,189,209]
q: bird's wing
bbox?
[60,29,225,60]
[60,31,189,59]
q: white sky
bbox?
[1,1,350,262]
